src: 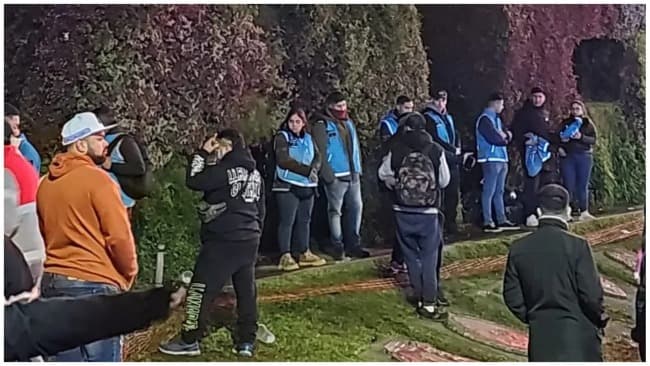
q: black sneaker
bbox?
[347,248,370,259]
[498,220,520,231]
[159,337,201,356]
[232,342,255,357]
[482,223,502,233]
[416,305,449,322]
[321,245,344,261]
[436,295,450,307]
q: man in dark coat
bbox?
[503,184,608,361]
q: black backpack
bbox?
[395,145,440,208]
[107,133,155,200]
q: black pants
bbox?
[181,239,258,344]
[379,190,402,264]
[442,165,460,231]
[522,156,558,217]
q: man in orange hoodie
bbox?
[37,112,137,362]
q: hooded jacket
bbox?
[4,145,45,282]
[187,145,266,243]
[512,100,553,154]
[36,152,137,290]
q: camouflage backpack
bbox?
[395,145,440,207]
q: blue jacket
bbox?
[325,119,362,177]
[560,117,583,141]
[379,110,399,137]
[105,133,136,208]
[424,110,456,146]
[275,130,317,188]
[525,134,551,177]
[475,109,508,163]
[18,134,40,173]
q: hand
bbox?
[558,147,567,157]
[308,168,318,182]
[5,285,40,305]
[169,287,187,310]
[455,147,461,156]
[498,131,507,140]
[571,131,582,140]
[505,131,513,141]
[525,138,536,146]
[202,135,220,154]
[215,144,232,160]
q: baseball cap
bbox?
[61,112,117,146]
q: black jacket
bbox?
[422,106,461,166]
[503,217,606,361]
[512,100,554,153]
[559,117,597,154]
[5,236,34,298]
[187,146,266,243]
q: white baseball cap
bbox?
[61,112,117,146]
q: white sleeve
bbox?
[438,153,450,189]
[4,170,19,238]
[377,151,396,189]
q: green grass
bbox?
[595,252,636,286]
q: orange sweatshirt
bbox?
[37,152,138,290]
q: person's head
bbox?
[530,87,546,107]
[62,112,116,165]
[218,128,245,150]
[399,112,426,132]
[431,89,448,112]
[325,91,348,120]
[487,93,505,114]
[537,184,572,220]
[5,103,21,137]
[92,105,116,126]
[282,107,308,135]
[570,100,589,118]
[395,95,414,116]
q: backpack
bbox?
[395,145,440,207]
[107,134,155,200]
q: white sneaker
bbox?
[526,215,539,227]
[579,211,595,221]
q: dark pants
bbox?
[522,157,554,217]
[41,273,122,362]
[181,240,258,345]
[275,191,314,254]
[560,152,593,212]
[443,165,460,231]
[395,211,442,304]
[379,190,402,264]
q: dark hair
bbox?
[281,106,308,133]
[538,184,570,214]
[5,103,20,117]
[432,89,448,100]
[325,91,346,106]
[399,112,426,131]
[487,92,504,103]
[4,121,12,145]
[396,95,412,105]
[93,106,115,125]
[218,128,245,148]
[530,87,545,95]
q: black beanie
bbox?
[399,112,426,130]
[487,92,504,102]
[538,184,569,213]
[325,92,346,105]
[5,103,20,117]
[530,87,545,95]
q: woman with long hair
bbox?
[272,107,325,271]
[558,100,597,221]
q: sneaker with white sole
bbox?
[159,337,201,356]
[525,215,539,227]
[278,253,299,271]
[579,211,595,221]
[498,220,520,231]
[298,250,326,267]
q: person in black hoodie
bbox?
[422,90,461,236]
[512,87,554,228]
[159,128,265,358]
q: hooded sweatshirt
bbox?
[36,152,137,290]
[512,100,552,154]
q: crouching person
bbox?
[378,112,450,321]
[159,129,265,358]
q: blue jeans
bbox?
[276,191,315,254]
[395,212,442,304]
[323,178,363,252]
[481,162,508,225]
[41,273,122,362]
[561,152,593,212]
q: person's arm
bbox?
[378,151,396,189]
[311,120,335,184]
[575,240,607,328]
[503,250,528,323]
[257,177,266,231]
[109,136,146,176]
[379,122,394,144]
[579,124,597,145]
[92,178,138,289]
[477,116,509,146]
[423,114,456,153]
[4,287,174,361]
[310,142,322,172]
[18,136,41,173]
[4,171,19,238]
[273,134,312,177]
[185,150,229,192]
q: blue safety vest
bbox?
[275,130,317,187]
[325,119,362,177]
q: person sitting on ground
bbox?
[5,103,41,173]
[272,106,326,271]
[503,184,608,362]
[94,106,154,219]
[378,112,450,321]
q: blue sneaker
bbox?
[232,342,255,357]
[158,337,201,356]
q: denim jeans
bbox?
[560,152,593,212]
[323,177,363,252]
[276,191,315,254]
[481,162,508,225]
[395,212,442,304]
[41,273,122,362]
